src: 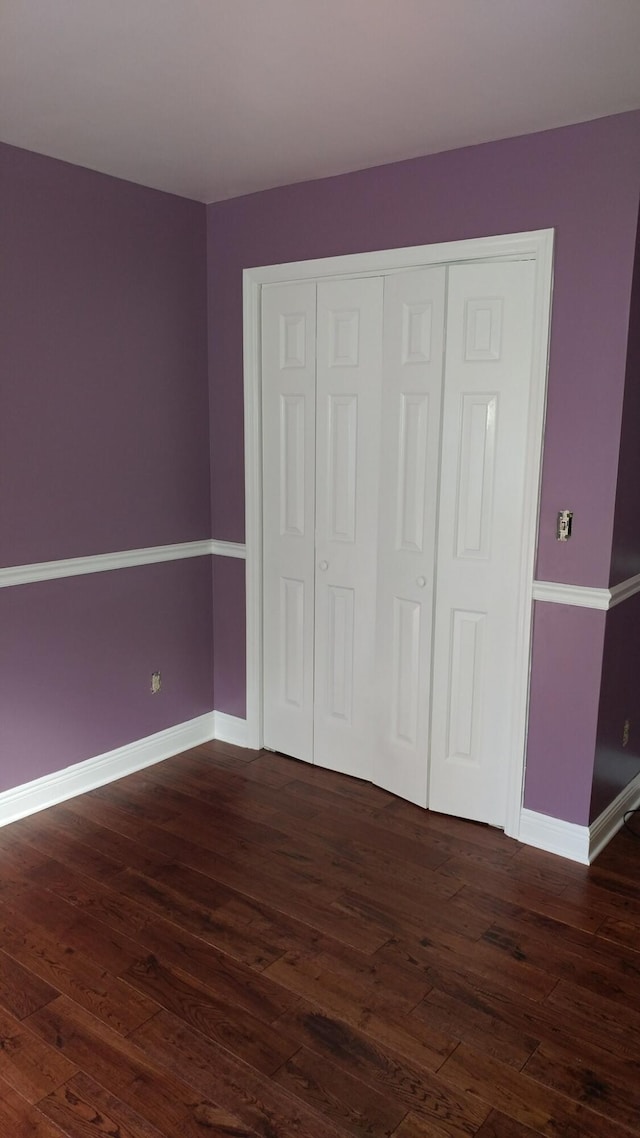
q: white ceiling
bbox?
[2,0,640,204]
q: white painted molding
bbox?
[213,712,249,748]
[0,713,216,829]
[532,580,610,610]
[0,540,213,589]
[533,572,640,611]
[589,770,640,862]
[519,772,640,864]
[518,807,590,864]
[609,572,640,609]
[210,540,247,560]
[243,230,553,286]
[0,539,247,589]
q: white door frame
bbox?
[242,229,554,838]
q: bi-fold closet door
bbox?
[262,267,445,808]
[262,260,536,826]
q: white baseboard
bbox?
[212,712,249,748]
[518,808,590,864]
[0,713,216,829]
[519,770,640,864]
[589,770,640,862]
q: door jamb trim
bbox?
[243,229,555,838]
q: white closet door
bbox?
[262,282,316,762]
[372,268,446,805]
[314,276,384,780]
[429,260,536,826]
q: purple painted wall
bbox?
[206,112,640,823]
[524,603,606,826]
[0,560,213,788]
[0,143,213,794]
[212,556,246,721]
[0,142,210,567]
[590,203,640,820]
[610,202,640,587]
[591,594,640,822]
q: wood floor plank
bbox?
[438,1041,637,1138]
[265,956,453,1071]
[130,1008,358,1138]
[0,920,159,1035]
[273,1045,408,1138]
[522,1037,640,1132]
[0,1005,77,1102]
[40,1073,173,1138]
[272,1007,489,1135]
[481,919,640,1009]
[0,886,142,976]
[0,946,58,1019]
[1,745,639,1137]
[409,964,637,1071]
[0,1075,69,1138]
[122,952,299,1075]
[27,997,253,1138]
[473,1111,548,1137]
[411,987,538,1071]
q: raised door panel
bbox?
[429,260,536,825]
[314,276,384,781]
[372,268,447,806]
[262,282,316,762]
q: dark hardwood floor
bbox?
[1,740,639,1137]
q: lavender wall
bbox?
[0,560,213,788]
[207,113,640,823]
[524,603,606,826]
[0,143,213,794]
[610,202,640,586]
[212,556,246,721]
[0,142,210,566]
[591,594,640,822]
[590,203,640,819]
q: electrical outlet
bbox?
[622,719,630,747]
[151,671,162,694]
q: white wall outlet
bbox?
[151,671,162,694]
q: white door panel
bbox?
[262,282,316,762]
[372,268,446,805]
[429,260,536,825]
[314,276,384,780]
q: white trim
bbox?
[532,580,611,610]
[243,231,551,286]
[518,808,590,864]
[243,229,555,836]
[0,540,213,589]
[532,572,640,611]
[519,771,640,864]
[503,230,554,838]
[210,540,246,559]
[609,572,640,609]
[244,270,264,750]
[0,713,216,829]
[0,539,247,589]
[212,711,249,747]
[589,770,640,862]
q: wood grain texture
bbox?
[0,740,638,1137]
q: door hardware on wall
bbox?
[556,510,573,541]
